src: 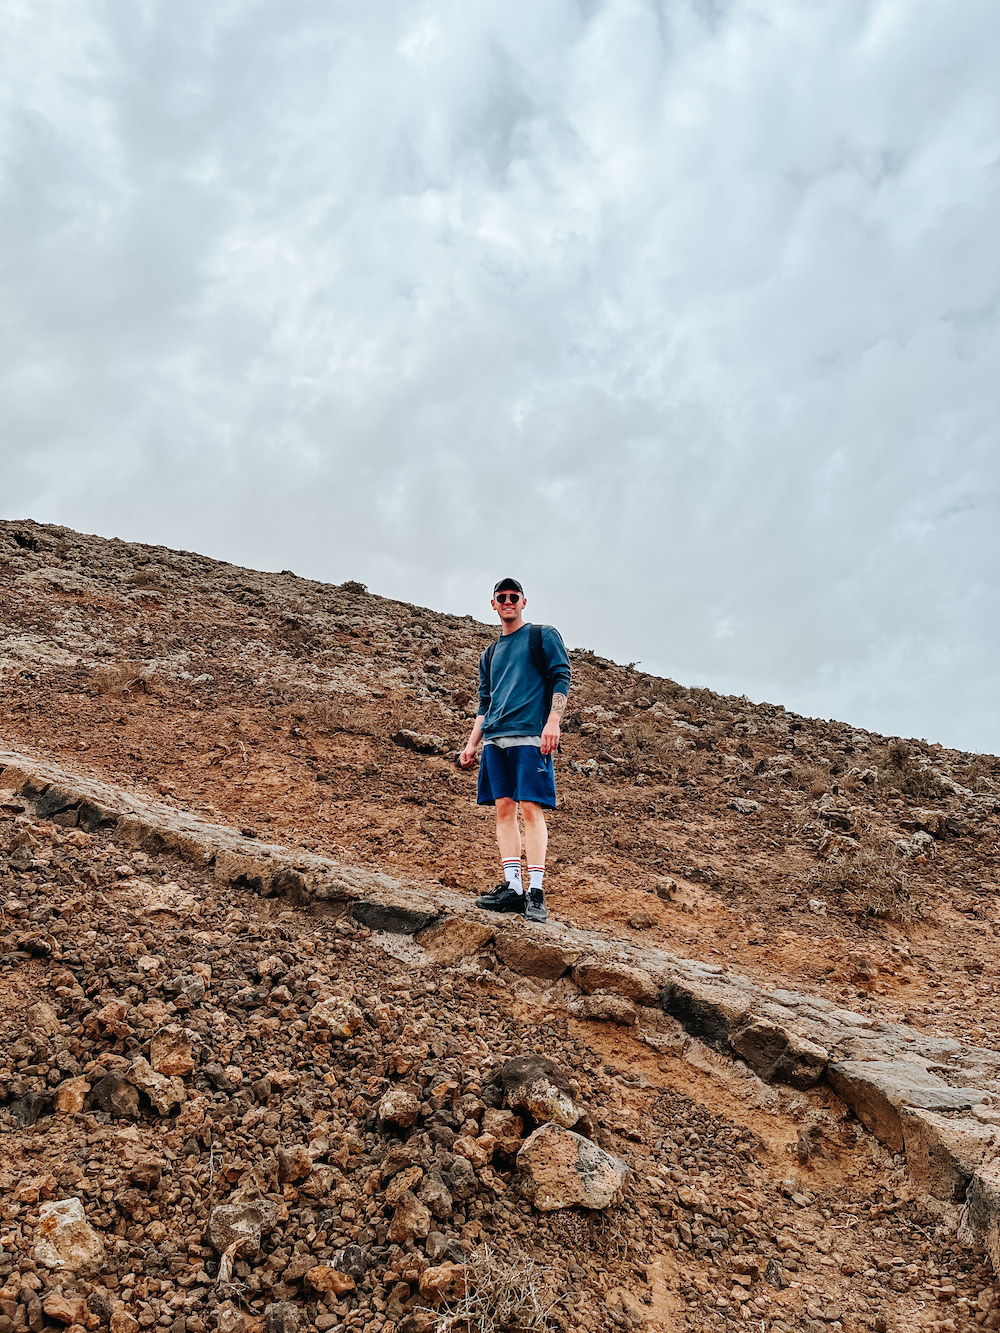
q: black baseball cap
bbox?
[493,577,524,595]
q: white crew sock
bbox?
[502,859,524,893]
[528,866,544,893]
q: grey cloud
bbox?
[1,0,998,751]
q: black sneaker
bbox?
[475,883,526,913]
[524,888,548,923]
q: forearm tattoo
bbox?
[549,692,568,720]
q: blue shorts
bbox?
[477,744,556,809]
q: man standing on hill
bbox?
[459,578,571,924]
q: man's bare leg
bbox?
[494,797,521,863]
[520,801,548,868]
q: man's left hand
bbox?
[540,721,560,756]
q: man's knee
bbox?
[520,801,546,824]
[495,798,517,819]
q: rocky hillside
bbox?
[2,517,1000,1333]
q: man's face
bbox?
[491,590,524,622]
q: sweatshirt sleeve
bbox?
[478,648,491,716]
[541,626,572,697]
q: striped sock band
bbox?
[528,866,544,892]
[502,859,523,891]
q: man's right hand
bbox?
[459,745,478,768]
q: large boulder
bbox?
[516,1124,629,1211]
[34,1198,105,1276]
[827,1061,991,1154]
[498,1054,591,1132]
[572,960,660,1006]
[731,1019,828,1089]
[900,1108,999,1201]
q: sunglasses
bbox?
[494,592,521,604]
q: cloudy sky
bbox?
[2,0,999,752]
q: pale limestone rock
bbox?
[34,1198,105,1276]
[127,1057,186,1115]
[309,996,363,1038]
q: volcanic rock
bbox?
[516,1124,629,1211]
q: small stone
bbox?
[308,996,363,1039]
[54,1076,89,1114]
[150,1025,197,1076]
[418,1172,454,1220]
[276,1145,313,1183]
[388,1191,432,1243]
[206,1198,278,1257]
[378,1087,420,1128]
[499,1054,590,1131]
[304,1267,355,1296]
[418,1263,467,1301]
[42,1295,89,1326]
[25,1002,61,1034]
[127,1057,186,1115]
[627,912,654,930]
[89,1072,140,1119]
[110,1303,140,1333]
[96,999,131,1038]
[263,1304,300,1333]
[163,974,206,1005]
[386,1166,424,1206]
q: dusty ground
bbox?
[2,518,1000,1332]
[1,811,996,1333]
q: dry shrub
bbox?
[91,662,165,698]
[432,1244,559,1333]
[792,762,830,798]
[619,717,673,770]
[807,829,922,924]
[299,693,392,740]
[962,756,1000,794]
[877,740,948,801]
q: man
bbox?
[459,578,571,923]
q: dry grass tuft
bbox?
[431,1244,559,1333]
[792,762,831,798]
[877,740,948,801]
[91,662,166,698]
[808,828,923,924]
